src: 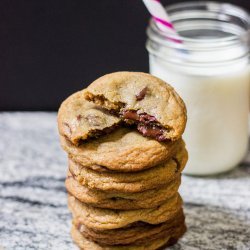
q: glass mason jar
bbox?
[146,1,250,175]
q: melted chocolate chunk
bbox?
[122,110,156,124]
[138,113,157,124]
[122,110,167,141]
[122,110,139,121]
[137,124,166,142]
[136,87,148,101]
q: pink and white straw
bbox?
[142,0,183,44]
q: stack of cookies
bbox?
[58,72,188,250]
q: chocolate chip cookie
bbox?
[71,223,186,250]
[58,90,121,146]
[85,72,187,142]
[73,208,185,245]
[68,142,187,192]
[60,128,184,172]
[68,194,182,230]
[66,172,181,209]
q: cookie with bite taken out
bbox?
[85,72,187,142]
[58,90,121,146]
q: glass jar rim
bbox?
[147,1,250,49]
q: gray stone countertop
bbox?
[0,112,249,250]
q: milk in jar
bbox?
[146,2,250,175]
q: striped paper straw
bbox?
[142,0,183,44]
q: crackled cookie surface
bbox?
[85,72,187,142]
[66,172,181,209]
[60,128,184,172]
[58,90,120,145]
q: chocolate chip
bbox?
[123,110,140,121]
[157,134,167,142]
[139,113,156,124]
[137,123,166,141]
[123,110,156,124]
[137,124,162,137]
[76,114,82,121]
[136,87,148,101]
[122,109,168,141]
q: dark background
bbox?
[0,0,249,111]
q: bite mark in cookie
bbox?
[84,72,187,142]
[57,90,121,145]
[84,93,172,142]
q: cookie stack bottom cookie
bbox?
[64,137,187,249]
[68,195,186,250]
[71,220,186,250]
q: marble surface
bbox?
[0,112,249,250]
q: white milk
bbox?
[150,57,249,175]
[146,2,250,175]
